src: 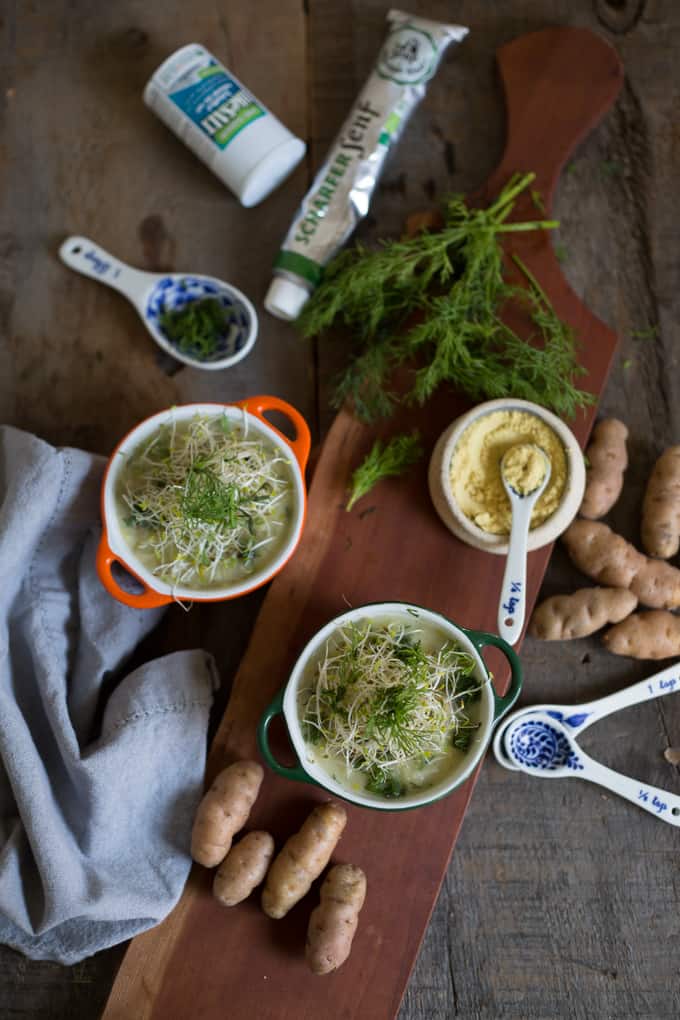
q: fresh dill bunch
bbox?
[298,172,594,423]
[346,430,423,511]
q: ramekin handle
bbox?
[96,533,172,609]
[257,688,316,784]
[239,395,311,473]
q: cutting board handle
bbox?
[485,26,624,214]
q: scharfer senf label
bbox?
[273,11,468,289]
[169,62,265,150]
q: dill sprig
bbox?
[346,430,423,511]
[300,621,481,787]
[298,172,594,423]
[182,465,239,525]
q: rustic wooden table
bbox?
[1,1,679,1017]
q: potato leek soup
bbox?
[298,617,483,800]
[116,412,295,588]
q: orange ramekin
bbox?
[96,396,311,608]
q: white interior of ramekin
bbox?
[430,398,586,555]
[102,403,305,601]
[282,603,495,811]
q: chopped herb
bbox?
[159,297,232,359]
[553,242,569,262]
[298,172,593,423]
[622,358,633,370]
[631,324,658,341]
[182,466,239,525]
[346,431,423,511]
[365,767,404,798]
[452,722,480,752]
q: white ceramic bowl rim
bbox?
[281,602,497,811]
[102,402,306,600]
[435,398,586,554]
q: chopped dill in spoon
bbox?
[159,297,232,359]
[346,430,423,511]
[300,621,482,797]
[119,413,292,586]
[298,172,593,423]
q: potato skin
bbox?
[603,610,680,659]
[641,446,680,559]
[530,587,637,640]
[261,801,347,919]
[563,520,680,610]
[191,761,264,868]
[306,864,367,975]
[580,419,628,519]
[213,831,275,907]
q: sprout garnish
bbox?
[120,413,291,585]
[301,621,483,792]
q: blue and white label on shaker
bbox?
[169,61,265,150]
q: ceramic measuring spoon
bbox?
[58,236,257,370]
[501,709,680,827]
[497,444,551,644]
[493,659,680,771]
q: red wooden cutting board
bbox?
[102,27,623,1020]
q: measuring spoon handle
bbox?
[59,235,155,306]
[497,500,533,645]
[578,662,680,730]
[581,754,680,828]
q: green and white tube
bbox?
[264,9,468,321]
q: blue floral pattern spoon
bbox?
[493,661,680,826]
[59,236,257,370]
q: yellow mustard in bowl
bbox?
[449,409,567,534]
[502,442,548,496]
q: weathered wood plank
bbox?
[0,0,313,453]
[0,0,311,1016]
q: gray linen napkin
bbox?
[0,425,218,964]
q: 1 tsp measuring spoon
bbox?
[497,444,551,644]
[59,236,257,370]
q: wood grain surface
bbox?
[1,2,679,1019]
[99,23,622,1020]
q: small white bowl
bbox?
[257,602,522,811]
[428,398,586,555]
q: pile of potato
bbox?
[190,760,366,975]
[530,420,680,659]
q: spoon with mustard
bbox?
[497,443,551,645]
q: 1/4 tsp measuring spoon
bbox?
[499,707,680,827]
[493,659,680,771]
[497,444,551,645]
[59,236,257,370]
[491,660,680,811]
